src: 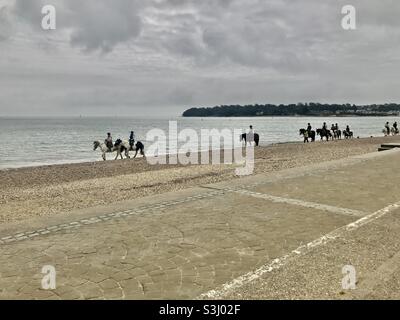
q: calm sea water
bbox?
[0,116,398,169]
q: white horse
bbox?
[93,140,130,161]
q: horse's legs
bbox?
[102,152,106,161]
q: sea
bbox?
[0,116,398,169]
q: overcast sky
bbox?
[1,0,400,116]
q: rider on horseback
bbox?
[114,139,122,147]
[307,123,312,134]
[129,131,135,150]
[248,125,255,145]
[105,133,113,152]
[385,122,390,135]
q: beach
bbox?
[0,136,396,225]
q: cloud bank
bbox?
[0,0,400,116]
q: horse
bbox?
[299,129,315,143]
[93,140,131,161]
[130,141,146,158]
[332,130,342,140]
[343,130,354,139]
[316,128,332,141]
[382,127,391,136]
[240,133,260,146]
[386,127,400,136]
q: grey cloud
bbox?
[67,0,142,53]
[11,0,143,53]
[0,5,14,41]
[2,0,400,117]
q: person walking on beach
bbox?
[105,133,113,151]
[393,122,398,134]
[303,129,309,143]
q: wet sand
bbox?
[0,136,397,224]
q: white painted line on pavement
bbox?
[198,200,400,299]
[231,189,366,217]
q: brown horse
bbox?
[316,128,333,141]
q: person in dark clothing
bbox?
[129,131,135,150]
[385,122,390,135]
[105,133,113,151]
[393,122,398,133]
[114,139,122,147]
[307,123,312,134]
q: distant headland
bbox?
[182,103,400,117]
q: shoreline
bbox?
[182,114,400,118]
[0,140,304,172]
[0,136,377,172]
[1,135,399,225]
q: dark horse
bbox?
[316,128,333,141]
[343,130,354,139]
[240,133,260,146]
[299,129,316,143]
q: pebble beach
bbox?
[0,136,396,224]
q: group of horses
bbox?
[93,140,145,161]
[92,124,398,161]
[383,127,399,136]
[94,133,260,161]
[299,128,354,143]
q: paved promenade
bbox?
[1,148,400,299]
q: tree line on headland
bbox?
[182,103,400,117]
